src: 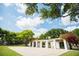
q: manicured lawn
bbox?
[61,50,79,56]
[0,46,22,56]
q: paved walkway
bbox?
[8,47,69,56]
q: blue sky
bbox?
[0,3,79,37]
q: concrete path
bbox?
[8,47,69,56]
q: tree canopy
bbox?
[16,30,34,46]
[39,29,68,39]
[17,30,34,39]
[0,28,34,45]
[60,32,79,49]
[72,28,79,37]
[25,3,79,21]
[39,34,47,39]
[0,28,17,45]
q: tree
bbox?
[72,28,79,37]
[39,29,68,39]
[72,29,79,44]
[45,29,68,38]
[16,30,34,46]
[0,28,3,44]
[25,3,79,21]
[0,28,9,45]
[5,32,17,45]
[60,32,79,49]
[0,28,17,45]
[39,34,47,39]
[0,28,35,45]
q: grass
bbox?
[61,50,79,56]
[0,46,22,56]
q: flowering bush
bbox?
[60,32,78,44]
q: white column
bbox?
[45,40,48,48]
[40,41,42,48]
[32,41,34,47]
[50,42,53,48]
[38,42,40,47]
[53,40,56,49]
[35,41,38,47]
[63,39,69,50]
[56,41,60,49]
[66,40,70,49]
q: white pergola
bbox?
[28,38,70,50]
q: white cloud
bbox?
[16,16,44,28]
[0,16,3,20]
[16,16,47,37]
[15,3,27,14]
[61,15,79,26]
[61,10,71,25]
[61,10,79,26]
[61,11,79,32]
[64,26,79,31]
[3,3,12,7]
[61,16,71,25]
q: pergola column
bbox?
[35,41,38,47]
[53,40,56,49]
[50,42,53,48]
[40,41,42,48]
[32,41,34,47]
[56,41,60,49]
[63,39,69,50]
[45,41,48,48]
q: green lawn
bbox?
[0,46,22,56]
[61,50,79,56]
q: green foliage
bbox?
[5,32,17,44]
[40,8,49,19]
[25,3,79,21]
[0,28,34,45]
[17,30,34,39]
[72,28,79,37]
[39,29,68,39]
[48,4,60,18]
[63,3,72,14]
[61,50,79,56]
[45,29,68,38]
[16,30,34,46]
[0,28,17,45]
[72,29,79,42]
[39,34,47,39]
[25,3,38,15]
